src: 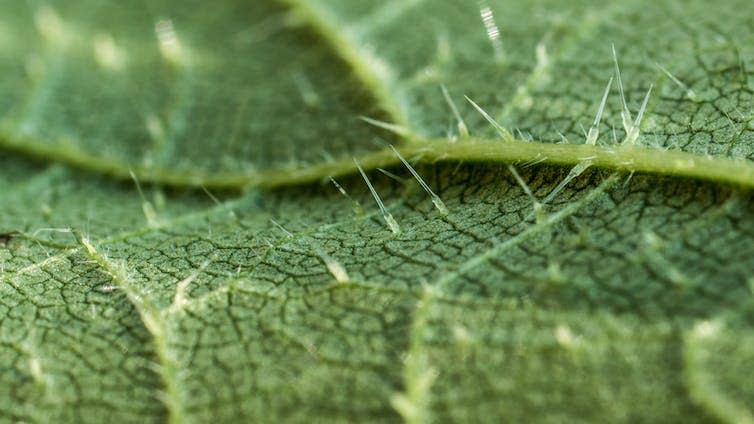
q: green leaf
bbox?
[1,1,753,422]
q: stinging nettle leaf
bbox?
[1,0,754,423]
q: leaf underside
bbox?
[2,1,754,423]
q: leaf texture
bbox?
[1,1,754,423]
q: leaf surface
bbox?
[1,1,754,423]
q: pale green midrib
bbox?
[2,134,754,190]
